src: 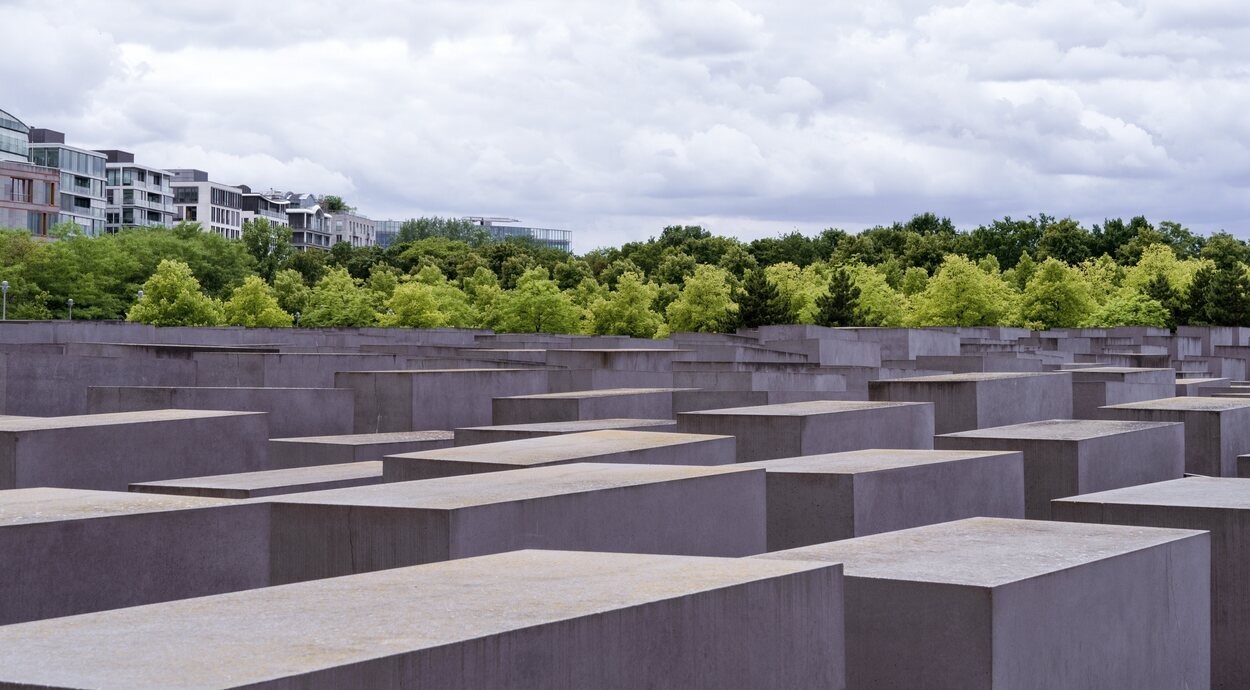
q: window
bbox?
[185,207,197,221]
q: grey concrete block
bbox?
[738,449,1024,550]
[1067,367,1176,419]
[385,429,735,481]
[0,550,844,690]
[87,385,354,438]
[936,419,1185,519]
[269,463,767,583]
[756,517,1209,690]
[0,410,270,491]
[130,461,384,499]
[1099,397,1250,476]
[268,430,455,469]
[868,372,1073,434]
[677,400,935,462]
[1054,477,1250,688]
[491,387,691,424]
[335,368,549,433]
[453,418,677,446]
[0,488,269,625]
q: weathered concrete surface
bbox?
[130,462,384,499]
[738,449,1024,550]
[335,368,549,433]
[384,429,735,481]
[268,430,455,469]
[0,488,269,625]
[936,419,1185,518]
[756,517,1209,690]
[1065,367,1176,419]
[676,400,934,462]
[0,550,844,690]
[268,463,767,583]
[454,418,677,446]
[1053,477,1250,688]
[0,410,270,491]
[491,387,691,424]
[1099,396,1250,476]
[87,385,354,438]
[868,372,1073,434]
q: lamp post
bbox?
[67,298,73,321]
[137,289,144,301]
[1,280,8,321]
[294,311,301,327]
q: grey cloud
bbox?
[6,0,1250,251]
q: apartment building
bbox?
[277,192,332,251]
[169,169,243,239]
[98,150,174,232]
[239,185,289,229]
[330,208,376,247]
[28,129,107,236]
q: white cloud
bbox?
[3,0,1250,251]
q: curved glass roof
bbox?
[0,109,29,135]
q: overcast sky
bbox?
[5,0,1250,250]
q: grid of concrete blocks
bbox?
[3,321,1250,688]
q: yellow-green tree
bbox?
[665,264,738,333]
[591,271,663,337]
[222,276,294,327]
[909,255,1017,327]
[127,259,223,326]
[1019,258,1095,329]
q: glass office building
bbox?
[466,216,572,252]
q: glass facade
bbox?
[0,109,29,163]
[105,162,175,233]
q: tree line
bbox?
[2,211,1249,334]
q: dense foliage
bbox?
[5,212,1250,333]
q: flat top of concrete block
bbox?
[0,409,264,432]
[339,368,538,375]
[0,549,832,690]
[680,400,928,417]
[0,487,235,527]
[757,517,1202,587]
[551,348,685,353]
[1067,367,1171,375]
[130,462,382,493]
[498,387,693,400]
[271,430,455,444]
[938,418,1179,441]
[391,430,731,466]
[1176,378,1230,386]
[873,371,1066,383]
[1103,396,1250,411]
[737,449,1020,474]
[95,386,342,392]
[1054,476,1250,510]
[270,462,755,510]
[458,418,676,433]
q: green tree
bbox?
[814,266,860,327]
[240,217,292,282]
[1187,263,1250,326]
[1082,289,1170,328]
[847,264,907,327]
[591,271,663,338]
[900,266,928,296]
[1142,273,1184,329]
[665,264,738,333]
[491,268,583,333]
[909,254,1017,327]
[1019,258,1095,329]
[272,269,313,316]
[737,268,795,328]
[222,276,294,327]
[302,267,377,327]
[321,195,349,212]
[126,259,223,326]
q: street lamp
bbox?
[67,298,73,321]
[1,280,9,321]
[294,311,301,327]
[137,289,144,301]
